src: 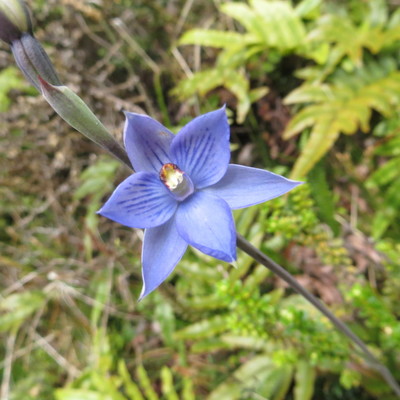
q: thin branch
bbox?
[0,334,54,370]
[111,18,160,76]
[31,332,80,378]
[236,233,400,398]
[1,332,16,400]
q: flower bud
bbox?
[1,0,60,91]
[0,0,32,44]
[11,33,61,89]
[39,77,131,168]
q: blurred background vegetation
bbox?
[0,0,400,399]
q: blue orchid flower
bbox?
[98,107,301,299]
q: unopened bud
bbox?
[0,0,32,44]
[39,77,132,168]
[0,0,60,90]
[11,33,61,89]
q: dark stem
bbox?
[236,233,400,398]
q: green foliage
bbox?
[284,57,400,178]
[55,331,196,400]
[207,355,293,400]
[366,115,400,238]
[0,290,46,333]
[0,66,32,111]
[283,2,400,178]
[378,240,400,313]
[220,0,307,50]
[3,0,400,399]
[167,190,358,399]
[174,278,347,399]
[74,156,121,259]
[295,361,317,400]
[173,67,268,124]
[306,8,400,77]
[175,0,308,122]
[307,160,339,234]
[264,184,351,269]
[175,0,400,181]
[346,283,400,352]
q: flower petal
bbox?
[124,112,174,173]
[204,164,302,209]
[98,172,177,228]
[175,192,236,262]
[170,107,230,189]
[139,219,188,300]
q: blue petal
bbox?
[175,191,236,262]
[170,107,230,189]
[139,219,188,300]
[204,164,302,209]
[98,172,177,228]
[124,112,174,173]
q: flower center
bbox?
[160,163,194,201]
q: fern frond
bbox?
[289,119,340,180]
[179,29,256,49]
[284,61,400,178]
[220,2,265,41]
[173,68,227,98]
[368,166,400,239]
[173,67,268,123]
[308,14,400,68]
[369,157,400,186]
[176,0,306,121]
[250,0,307,49]
[222,0,306,51]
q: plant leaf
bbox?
[179,29,252,48]
[294,361,316,400]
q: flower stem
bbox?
[236,233,400,398]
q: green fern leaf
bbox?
[369,173,400,239]
[223,69,251,123]
[250,0,307,49]
[284,84,332,104]
[217,42,263,69]
[176,0,306,121]
[220,2,265,41]
[136,365,159,400]
[174,315,230,340]
[179,29,253,49]
[308,14,400,69]
[173,67,267,123]
[295,0,322,19]
[161,367,179,400]
[294,361,316,400]
[221,0,306,51]
[368,157,400,186]
[284,62,400,178]
[375,137,400,156]
[172,69,226,99]
[282,104,321,139]
[389,7,400,28]
[118,361,145,400]
[289,119,340,179]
